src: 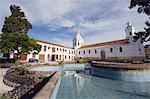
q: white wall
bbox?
[27,41,75,62]
[76,40,145,60]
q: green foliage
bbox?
[2,5,32,34]
[0,33,41,59]
[0,5,41,60]
[129,0,150,16]
[76,59,87,64]
[129,0,150,43]
[59,61,64,65]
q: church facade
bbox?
[21,22,145,62]
[75,23,145,61]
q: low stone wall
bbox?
[91,63,150,82]
[0,63,15,68]
[3,72,55,99]
[91,62,150,70]
[107,56,145,61]
[3,78,17,87]
[30,71,53,75]
[33,72,61,99]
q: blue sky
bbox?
[0,0,149,47]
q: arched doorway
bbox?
[51,55,55,61]
[101,50,105,60]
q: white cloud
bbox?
[0,0,76,25]
[50,37,72,47]
[48,17,75,31]
[0,0,149,46]
[84,29,125,45]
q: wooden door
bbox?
[39,54,44,61]
[20,54,27,61]
[51,55,55,61]
[101,50,105,60]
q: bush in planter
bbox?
[76,59,87,64]
[58,61,64,65]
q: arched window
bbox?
[48,46,50,49]
[69,50,70,54]
[79,51,80,54]
[110,48,113,53]
[60,55,61,60]
[65,55,66,59]
[89,50,91,54]
[119,47,123,52]
[83,50,85,54]
[52,47,55,52]
[44,46,47,51]
[95,49,97,53]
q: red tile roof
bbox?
[79,39,129,49]
[36,40,74,49]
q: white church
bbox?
[20,22,145,62]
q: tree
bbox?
[0,5,41,60]
[129,0,150,43]
[2,5,32,34]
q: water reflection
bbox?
[57,73,150,99]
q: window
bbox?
[95,49,97,53]
[48,54,50,58]
[44,46,46,51]
[52,47,55,52]
[110,48,113,53]
[63,49,64,52]
[119,47,123,52]
[129,32,132,35]
[78,43,79,46]
[57,48,59,51]
[79,51,80,54]
[60,55,61,60]
[56,55,58,59]
[69,50,70,54]
[83,50,85,54]
[89,50,90,54]
[72,51,73,54]
[69,56,70,59]
[65,55,66,59]
[60,48,61,52]
[40,46,42,51]
[48,46,50,49]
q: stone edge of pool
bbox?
[91,62,150,82]
[33,72,61,99]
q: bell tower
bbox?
[125,22,135,42]
[73,30,84,49]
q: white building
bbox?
[20,40,75,62]
[75,22,145,61]
[20,22,145,62]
